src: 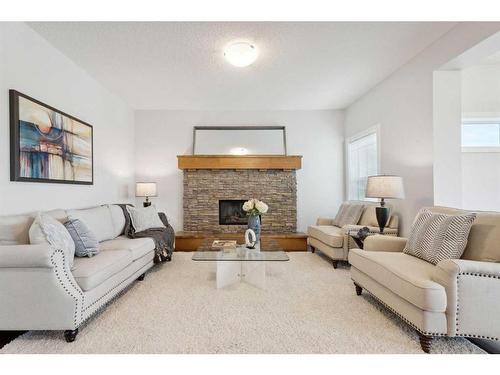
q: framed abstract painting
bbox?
[9,90,93,185]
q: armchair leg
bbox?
[137,273,145,281]
[311,246,315,253]
[64,329,79,343]
[418,332,433,353]
[332,260,338,269]
[354,282,362,296]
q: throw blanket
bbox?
[118,204,175,264]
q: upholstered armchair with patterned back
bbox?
[349,206,500,353]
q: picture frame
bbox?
[9,90,94,185]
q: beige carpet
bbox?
[1,252,484,354]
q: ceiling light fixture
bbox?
[224,42,258,67]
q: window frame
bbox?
[461,117,500,153]
[345,124,381,201]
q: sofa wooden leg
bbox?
[418,333,433,353]
[311,246,315,253]
[137,273,145,281]
[332,260,338,269]
[64,329,78,343]
[354,282,362,296]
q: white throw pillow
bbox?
[126,206,165,233]
[29,213,75,268]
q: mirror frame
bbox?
[192,125,287,155]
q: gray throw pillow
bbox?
[403,209,476,265]
[64,219,99,257]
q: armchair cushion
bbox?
[307,225,343,248]
[349,249,447,312]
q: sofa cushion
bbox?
[67,206,115,242]
[108,204,126,238]
[0,209,68,246]
[403,209,476,265]
[72,249,132,291]
[349,249,447,312]
[99,236,155,261]
[0,214,33,245]
[307,225,344,248]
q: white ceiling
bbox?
[29,22,456,111]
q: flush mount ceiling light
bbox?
[223,42,258,67]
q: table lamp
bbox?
[365,175,405,233]
[136,182,157,207]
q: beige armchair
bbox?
[307,202,399,268]
[349,206,500,353]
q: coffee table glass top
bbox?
[192,238,289,262]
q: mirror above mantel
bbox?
[193,126,287,155]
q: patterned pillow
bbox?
[334,203,365,227]
[403,209,476,265]
[29,213,76,268]
[126,205,166,233]
[64,218,99,257]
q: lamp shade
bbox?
[366,175,405,199]
[135,182,157,197]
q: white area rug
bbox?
[1,252,484,354]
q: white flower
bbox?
[255,200,268,214]
[242,200,254,211]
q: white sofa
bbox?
[0,204,155,342]
[349,206,500,353]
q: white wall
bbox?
[343,23,500,235]
[461,64,500,211]
[134,110,345,232]
[433,71,463,208]
[0,23,135,215]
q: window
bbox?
[462,120,500,151]
[347,127,379,201]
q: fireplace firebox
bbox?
[219,200,247,225]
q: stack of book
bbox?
[211,240,237,252]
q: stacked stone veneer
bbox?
[183,169,297,233]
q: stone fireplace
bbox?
[179,155,301,234]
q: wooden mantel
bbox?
[177,155,302,170]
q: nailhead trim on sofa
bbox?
[81,262,153,324]
[50,249,85,328]
[456,272,500,341]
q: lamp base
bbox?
[375,206,389,234]
[143,201,151,208]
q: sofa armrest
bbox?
[0,245,84,330]
[433,259,500,339]
[0,244,56,268]
[363,235,407,252]
[316,217,335,226]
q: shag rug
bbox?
[1,252,484,354]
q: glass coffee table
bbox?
[192,239,289,289]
